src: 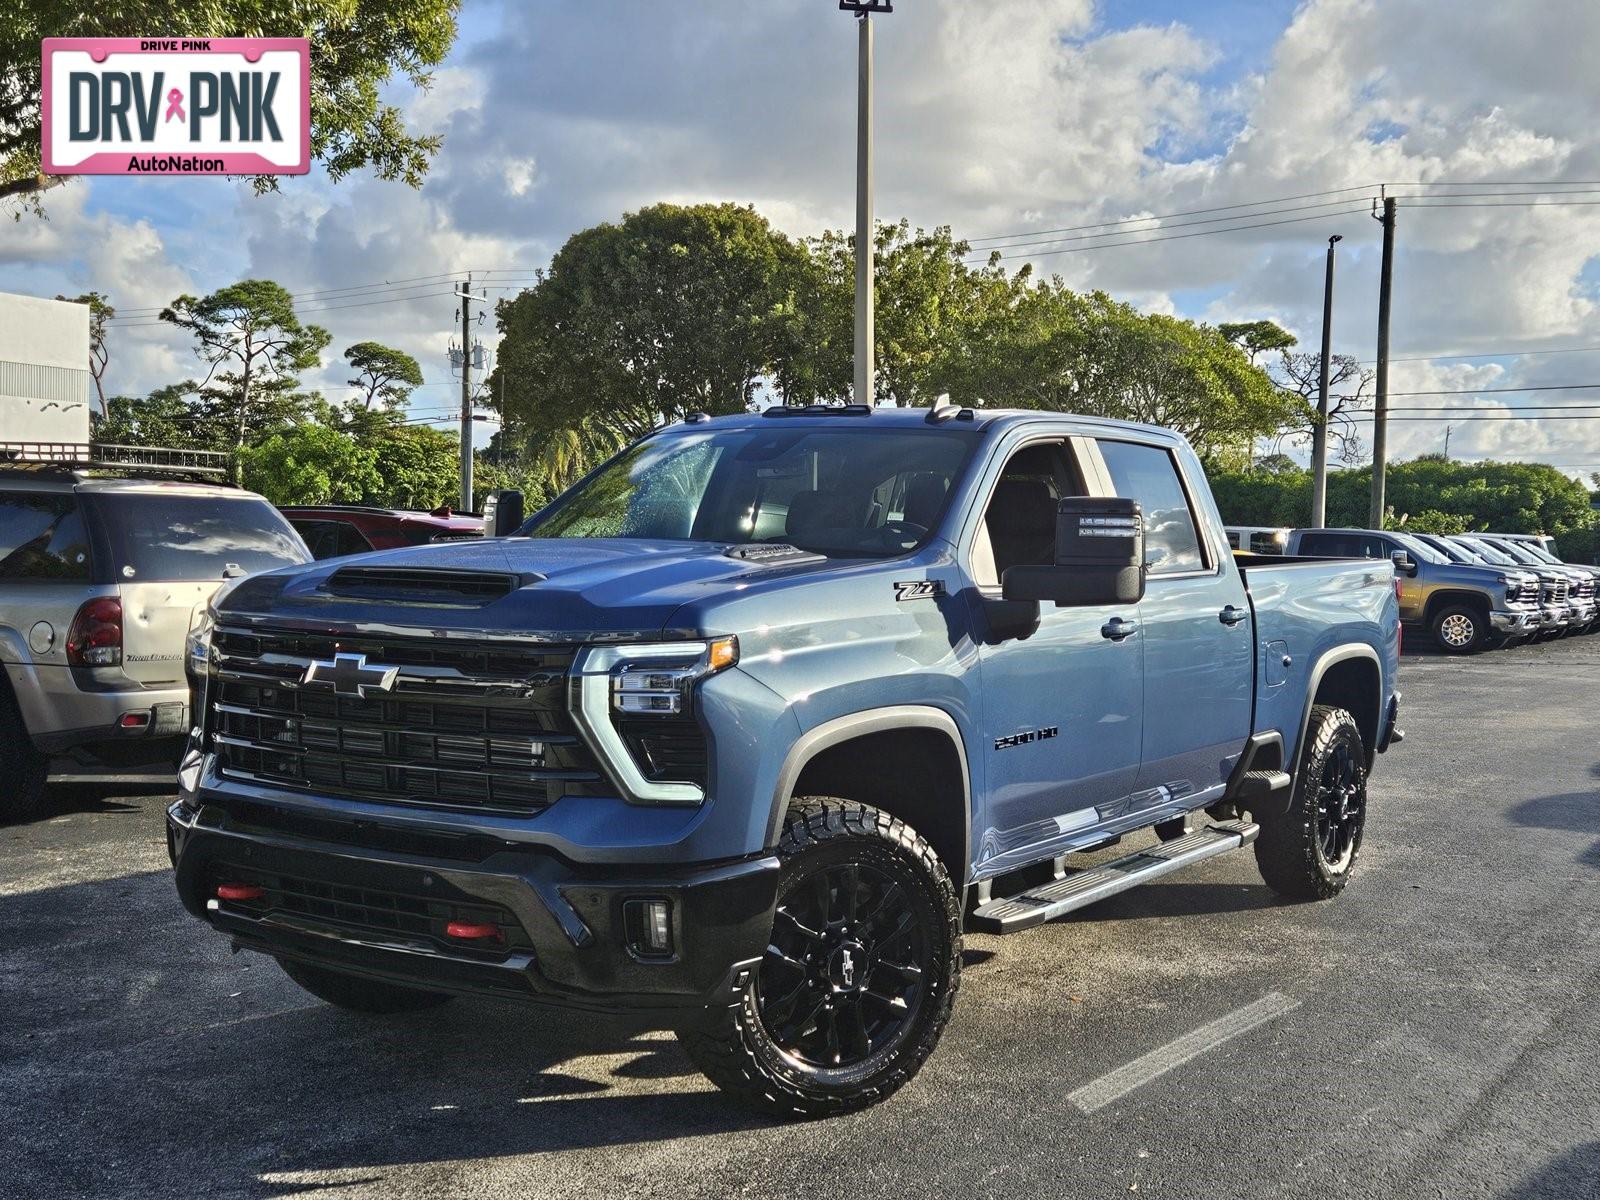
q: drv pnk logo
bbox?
[41,38,309,177]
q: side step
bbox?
[968,820,1260,934]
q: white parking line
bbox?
[1068,991,1300,1114]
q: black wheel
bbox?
[1430,604,1485,654]
[277,959,453,1014]
[678,799,960,1118]
[0,681,49,823]
[1254,705,1367,901]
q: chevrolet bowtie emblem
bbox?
[301,652,399,699]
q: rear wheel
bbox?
[1254,705,1367,901]
[678,799,960,1118]
[0,683,49,823]
[1430,604,1485,654]
[277,959,453,1014]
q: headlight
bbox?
[611,637,738,716]
[185,606,215,680]
[572,637,738,805]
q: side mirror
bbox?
[1390,549,1417,576]
[1002,497,1146,607]
[482,489,525,538]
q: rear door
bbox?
[1092,438,1252,808]
[86,490,310,686]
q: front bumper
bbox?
[168,799,779,1017]
[1537,606,1569,631]
[1490,609,1539,637]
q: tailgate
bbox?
[116,580,219,686]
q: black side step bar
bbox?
[968,820,1260,934]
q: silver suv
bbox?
[0,471,309,818]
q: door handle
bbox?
[1100,618,1138,641]
[1219,605,1248,626]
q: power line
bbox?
[963,185,1380,246]
[1361,344,1600,365]
[106,272,469,319]
[105,286,461,329]
[968,205,1373,263]
[962,197,1369,256]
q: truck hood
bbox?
[216,536,847,639]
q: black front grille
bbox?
[209,626,605,815]
[208,862,530,959]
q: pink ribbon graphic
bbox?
[164,88,185,123]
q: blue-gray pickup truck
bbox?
[170,406,1402,1116]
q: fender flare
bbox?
[765,704,974,879]
[1295,643,1383,771]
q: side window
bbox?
[1095,441,1205,575]
[971,441,1079,588]
[1299,532,1355,556]
[0,492,92,581]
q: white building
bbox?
[0,291,92,445]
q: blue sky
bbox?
[10,0,1600,478]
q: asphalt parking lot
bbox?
[4,636,1599,1200]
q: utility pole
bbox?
[454,273,475,514]
[1311,233,1342,528]
[842,1,891,406]
[1444,424,1452,461]
[1369,195,1396,528]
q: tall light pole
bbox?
[1311,233,1342,528]
[841,0,891,407]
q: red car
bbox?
[277,505,485,560]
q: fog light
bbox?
[624,898,674,958]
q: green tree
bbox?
[495,203,810,443]
[1219,320,1297,364]
[161,280,330,481]
[55,292,114,414]
[3,1,460,211]
[239,422,381,505]
[96,385,215,450]
[344,341,424,409]
[370,423,459,509]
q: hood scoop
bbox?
[322,566,531,606]
[723,543,824,565]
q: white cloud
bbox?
[12,0,1600,474]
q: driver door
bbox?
[968,438,1144,876]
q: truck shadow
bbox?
[1499,1142,1600,1198]
[0,869,782,1198]
[1507,783,1600,869]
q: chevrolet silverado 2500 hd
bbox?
[170,406,1401,1116]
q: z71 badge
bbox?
[995,726,1059,751]
[893,579,945,602]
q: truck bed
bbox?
[1238,554,1399,768]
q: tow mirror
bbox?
[482,489,525,538]
[1002,497,1146,607]
[1390,549,1417,576]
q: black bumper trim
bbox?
[169,800,778,1016]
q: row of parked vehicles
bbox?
[1226,525,1598,653]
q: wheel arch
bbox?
[1422,588,1491,626]
[1298,645,1383,771]
[768,706,973,887]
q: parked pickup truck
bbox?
[1286,527,1541,653]
[169,407,1401,1117]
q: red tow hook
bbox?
[216,883,265,901]
[446,921,502,942]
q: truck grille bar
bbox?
[208,627,606,815]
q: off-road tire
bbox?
[677,799,961,1118]
[1430,604,1485,654]
[0,681,49,823]
[1255,705,1367,901]
[277,959,454,1014]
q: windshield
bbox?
[1418,534,1473,564]
[524,426,981,558]
[1389,531,1447,564]
[91,493,311,581]
[1457,536,1517,566]
[1487,539,1544,565]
